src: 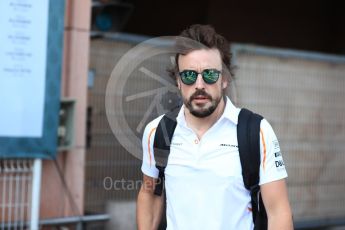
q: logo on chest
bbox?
[219,143,238,148]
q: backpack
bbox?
[153,108,267,230]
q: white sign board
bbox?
[0,0,49,137]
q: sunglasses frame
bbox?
[178,68,222,85]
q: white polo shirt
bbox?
[141,97,287,230]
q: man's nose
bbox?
[194,73,205,89]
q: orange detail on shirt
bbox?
[260,128,267,171]
[148,128,157,167]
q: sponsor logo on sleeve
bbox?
[275,160,285,168]
[273,140,280,151]
[271,140,285,170]
[274,151,282,158]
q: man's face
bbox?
[177,48,227,118]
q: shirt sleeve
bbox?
[259,119,288,185]
[141,116,163,179]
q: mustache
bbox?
[190,90,212,100]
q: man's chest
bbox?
[165,126,243,179]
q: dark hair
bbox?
[168,24,235,82]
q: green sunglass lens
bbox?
[181,71,197,85]
[202,70,219,84]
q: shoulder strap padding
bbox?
[237,108,263,190]
[153,111,178,196]
[237,108,267,229]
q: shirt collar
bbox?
[222,96,240,125]
[176,96,240,126]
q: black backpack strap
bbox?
[153,112,178,196]
[237,108,267,229]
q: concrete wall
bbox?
[40,0,91,219]
[232,48,345,221]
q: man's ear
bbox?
[221,79,228,89]
[176,77,181,90]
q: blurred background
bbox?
[1,0,345,229]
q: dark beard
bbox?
[184,89,222,118]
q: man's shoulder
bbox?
[238,108,277,137]
[143,114,165,134]
[260,118,275,133]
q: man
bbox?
[137,24,293,230]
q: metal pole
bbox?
[30,159,42,230]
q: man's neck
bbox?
[184,98,226,139]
